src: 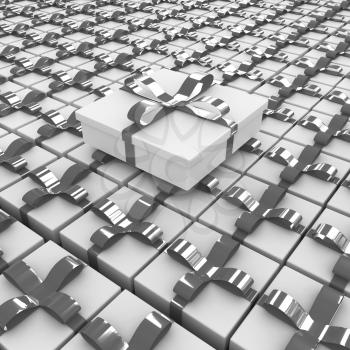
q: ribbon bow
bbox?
[37,110,82,139]
[0,45,19,61]
[22,164,90,208]
[224,184,304,234]
[172,49,212,68]
[266,145,339,184]
[95,28,129,45]
[49,70,93,92]
[168,235,256,321]
[299,114,350,145]
[262,285,350,350]
[81,312,172,350]
[217,61,263,82]
[0,90,45,117]
[88,195,164,268]
[122,71,235,132]
[296,57,343,77]
[0,256,84,334]
[10,56,54,76]
[0,138,33,173]
[94,52,133,72]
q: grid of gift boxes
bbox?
[0,0,350,349]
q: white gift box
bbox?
[62,290,214,350]
[0,241,120,350]
[77,68,266,190]
[288,208,350,297]
[60,186,191,290]
[0,157,118,242]
[230,267,350,350]
[134,222,279,350]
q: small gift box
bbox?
[77,68,266,190]
[0,241,119,350]
[60,186,190,290]
[62,290,214,350]
[231,267,350,350]
[289,208,350,297]
[0,157,118,242]
[135,223,278,350]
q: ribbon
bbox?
[0,90,45,117]
[0,138,33,174]
[224,184,304,235]
[266,145,339,184]
[56,42,94,59]
[0,256,85,334]
[21,164,90,209]
[49,70,93,92]
[310,223,350,256]
[172,49,212,68]
[0,45,19,61]
[262,284,350,350]
[36,110,82,141]
[217,61,263,82]
[295,57,343,77]
[10,57,54,76]
[81,312,172,350]
[95,28,129,44]
[87,195,165,268]
[94,52,134,72]
[120,71,236,167]
[298,114,350,146]
[168,235,256,322]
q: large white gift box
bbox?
[77,68,266,190]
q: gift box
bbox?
[77,68,266,190]
[134,223,278,350]
[0,241,120,350]
[289,208,350,297]
[230,267,350,350]
[0,157,118,242]
[62,290,214,350]
[0,209,43,273]
[60,186,191,290]
[247,139,349,205]
[199,175,321,262]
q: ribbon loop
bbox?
[0,138,33,172]
[263,289,314,331]
[90,196,164,252]
[0,256,84,332]
[22,164,89,208]
[310,223,350,255]
[321,326,350,349]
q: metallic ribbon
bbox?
[37,110,82,140]
[0,256,85,334]
[217,61,263,82]
[299,114,350,146]
[0,138,33,173]
[224,184,304,234]
[88,195,165,268]
[49,70,93,92]
[167,235,257,322]
[120,71,237,167]
[266,145,339,184]
[326,90,350,116]
[0,90,45,117]
[10,57,53,76]
[262,285,350,350]
[22,163,90,208]
[81,312,172,350]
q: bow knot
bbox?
[22,164,90,208]
[0,256,84,333]
[224,185,304,234]
[121,71,234,133]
